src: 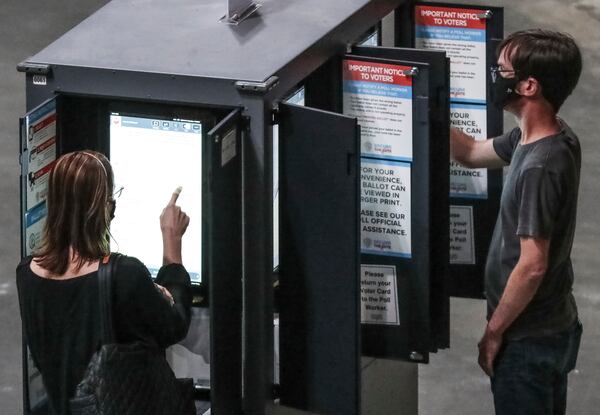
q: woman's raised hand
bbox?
[160,187,190,264]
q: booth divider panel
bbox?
[342,54,434,362]
[207,109,244,415]
[351,45,451,351]
[279,103,360,415]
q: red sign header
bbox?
[415,5,486,30]
[343,60,412,86]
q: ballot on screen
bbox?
[109,113,203,283]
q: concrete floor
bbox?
[0,0,598,414]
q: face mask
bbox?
[108,200,116,220]
[490,75,520,109]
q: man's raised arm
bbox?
[450,127,507,169]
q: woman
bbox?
[16,150,192,414]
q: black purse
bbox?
[69,254,196,415]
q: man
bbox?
[450,29,583,414]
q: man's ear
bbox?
[517,77,541,98]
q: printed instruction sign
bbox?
[360,264,400,325]
[343,59,413,162]
[25,100,57,210]
[450,103,488,198]
[449,205,475,264]
[415,5,487,104]
[26,161,55,211]
[361,159,411,258]
[27,100,56,149]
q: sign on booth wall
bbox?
[360,264,400,325]
[415,5,487,104]
[24,100,57,255]
[360,159,411,258]
[25,202,47,257]
[343,59,414,162]
[450,103,488,198]
[449,205,475,264]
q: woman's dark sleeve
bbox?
[113,256,192,348]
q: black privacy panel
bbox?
[351,46,451,351]
[279,103,360,415]
[342,54,438,361]
[207,109,243,415]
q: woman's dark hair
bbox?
[498,29,582,112]
[35,151,114,275]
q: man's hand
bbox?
[478,327,503,377]
[478,236,549,377]
[450,127,506,169]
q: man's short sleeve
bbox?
[493,127,521,163]
[516,167,563,238]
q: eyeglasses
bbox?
[490,65,518,83]
[113,186,124,199]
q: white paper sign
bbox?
[361,159,411,258]
[449,205,475,264]
[343,59,413,162]
[415,5,488,104]
[221,128,237,167]
[360,264,400,325]
[450,103,488,198]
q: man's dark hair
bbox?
[498,29,582,112]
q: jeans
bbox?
[491,320,582,415]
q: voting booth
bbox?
[18,0,503,414]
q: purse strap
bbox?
[97,253,121,345]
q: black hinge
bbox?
[235,76,279,94]
[271,103,282,126]
[242,115,251,132]
[16,62,51,75]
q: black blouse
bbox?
[16,255,192,415]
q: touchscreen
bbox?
[110,113,202,283]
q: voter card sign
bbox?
[360,265,400,325]
[415,5,487,104]
[361,160,411,258]
[343,59,413,162]
[449,205,475,264]
[450,103,488,198]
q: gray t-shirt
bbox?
[486,120,580,339]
